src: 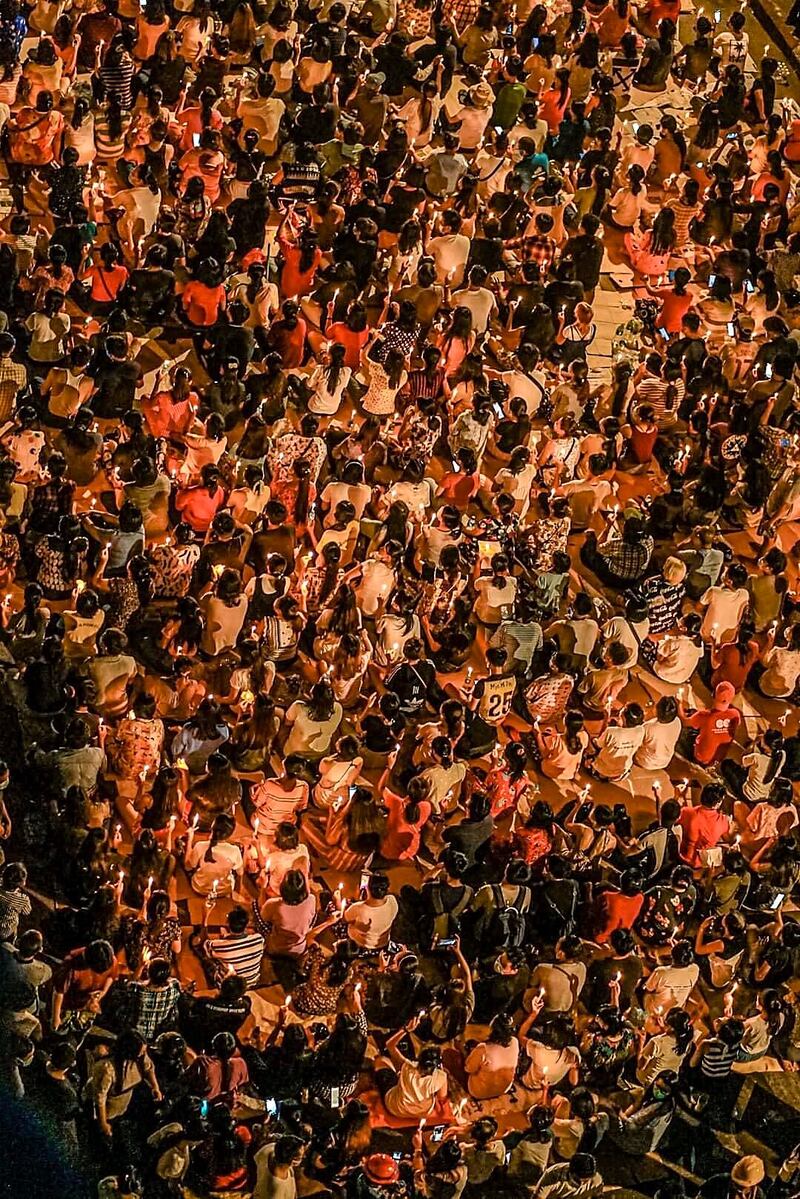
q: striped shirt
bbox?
[207,931,265,989]
[99,55,136,110]
[0,887,31,941]
[699,1036,739,1079]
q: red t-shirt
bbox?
[685,704,741,765]
[270,318,307,368]
[175,483,226,532]
[278,238,322,298]
[327,322,370,369]
[595,891,643,943]
[182,280,226,327]
[86,263,129,304]
[678,805,730,867]
[629,423,658,463]
[657,289,693,334]
[143,391,197,438]
[711,640,760,694]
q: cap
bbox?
[714,681,736,706]
[364,1154,401,1185]
[366,71,386,87]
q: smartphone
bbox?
[432,1125,445,1142]
[726,131,738,140]
[745,279,755,293]
[493,401,505,419]
[727,322,735,336]
[331,1086,341,1108]
[658,326,669,339]
[192,133,201,148]
[668,269,676,282]
[771,892,786,910]
[708,274,717,286]
[531,36,539,47]
[392,1152,403,1161]
[438,935,457,948]
[200,1100,209,1117]
[264,1097,278,1116]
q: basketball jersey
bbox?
[478,673,516,724]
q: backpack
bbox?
[488,884,531,951]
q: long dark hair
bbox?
[313,1013,367,1082]
[325,343,346,394]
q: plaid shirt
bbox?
[129,978,181,1040]
[507,232,557,275]
[442,0,479,29]
[600,535,655,582]
[0,356,26,422]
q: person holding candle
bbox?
[375,1032,449,1123]
[185,814,242,899]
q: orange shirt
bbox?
[86,262,129,304]
[174,483,226,532]
[182,280,226,327]
[143,391,197,438]
[327,322,369,369]
[278,238,322,298]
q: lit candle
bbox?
[253,816,260,839]
[116,867,125,902]
[283,993,293,1008]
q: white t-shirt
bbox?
[701,586,749,642]
[344,895,399,948]
[321,480,371,523]
[186,840,243,896]
[451,286,497,334]
[354,559,395,617]
[603,615,649,668]
[760,647,800,698]
[653,635,704,684]
[284,701,343,757]
[592,724,646,779]
[475,576,517,624]
[385,1062,447,1119]
[635,716,682,770]
[428,233,471,287]
[645,963,700,1011]
[419,760,467,813]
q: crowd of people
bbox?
[0,0,800,1193]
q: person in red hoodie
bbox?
[594,870,644,944]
